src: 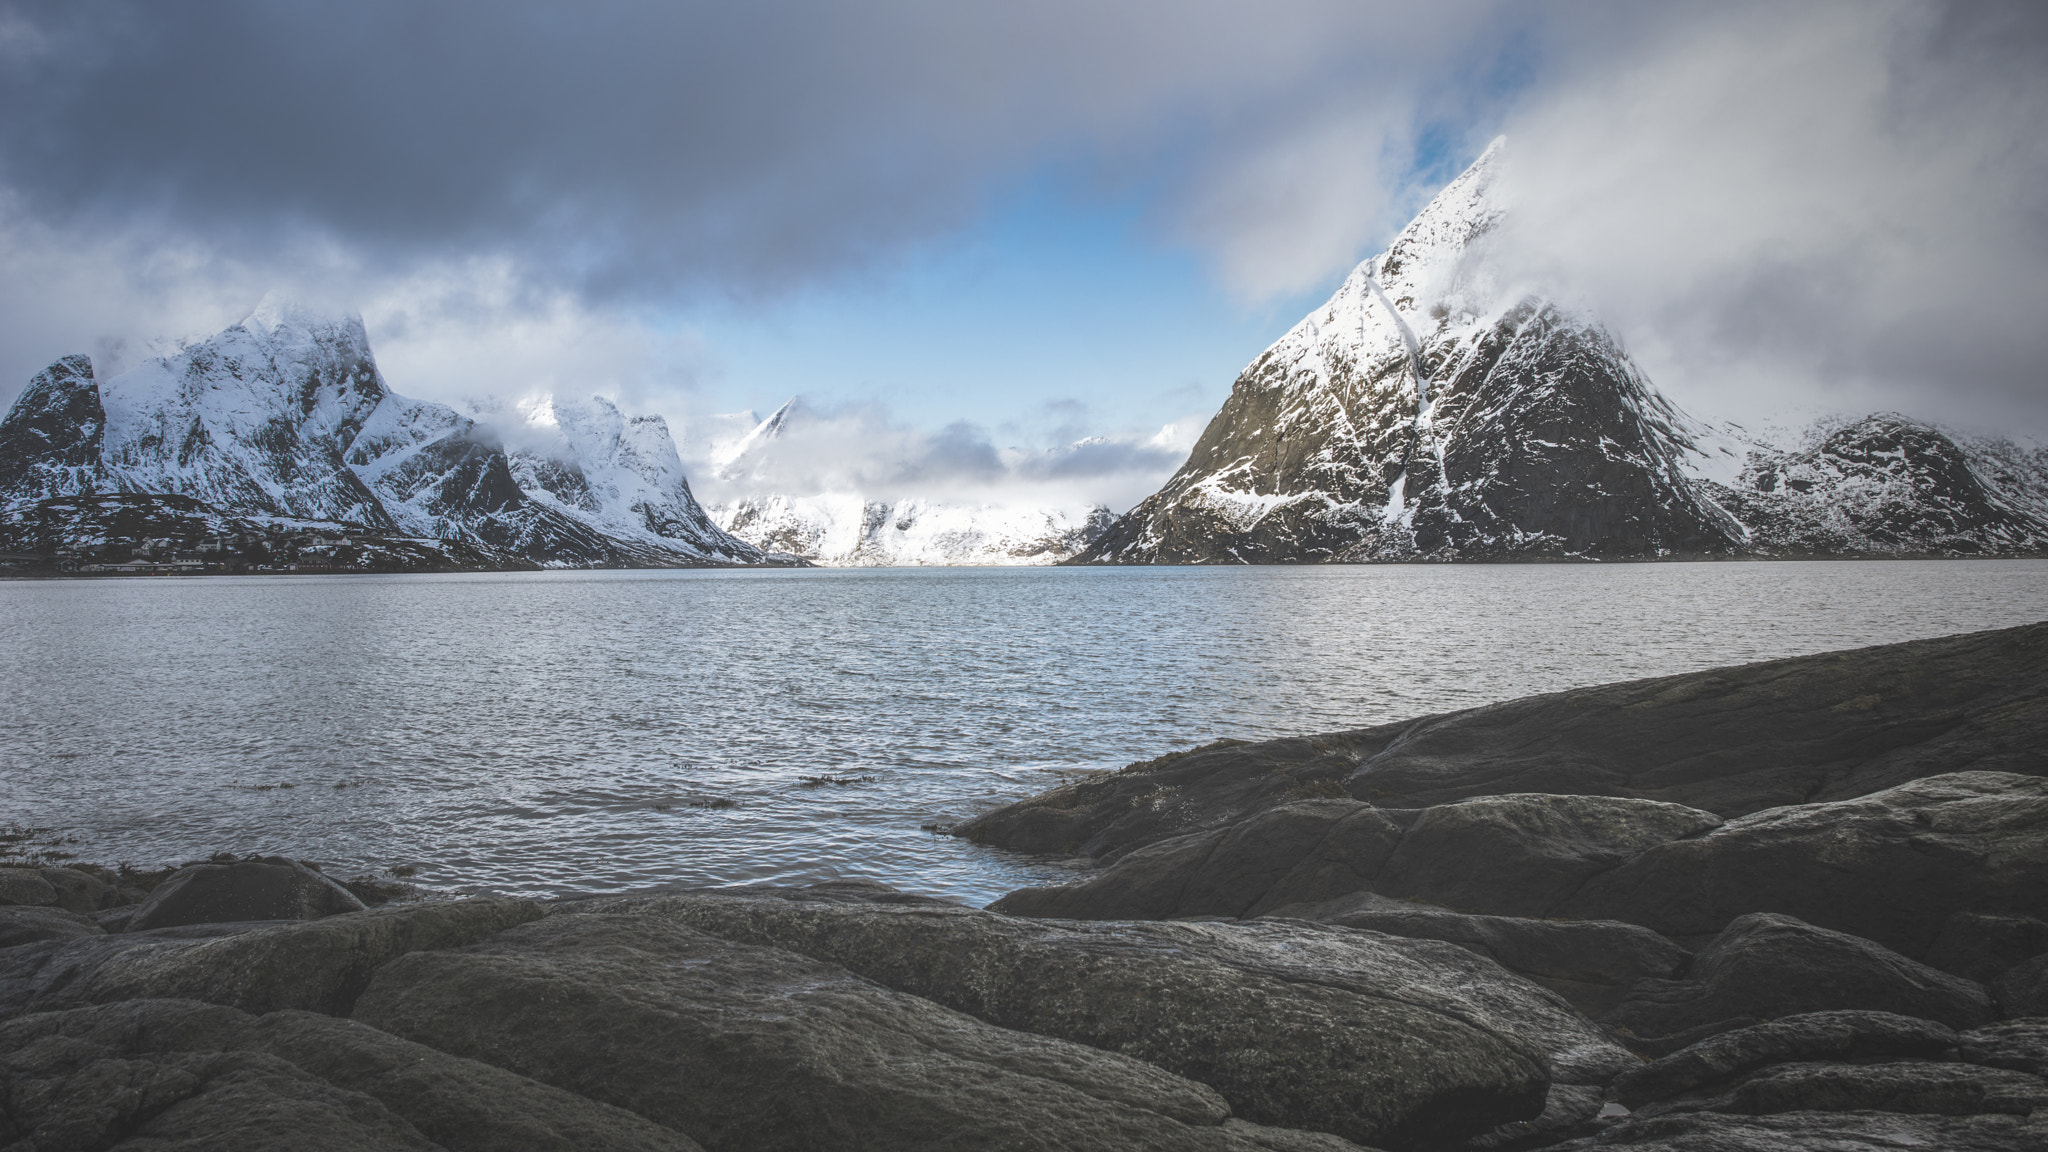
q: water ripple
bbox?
[1,561,2044,905]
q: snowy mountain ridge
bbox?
[698,399,1117,566]
[1077,138,2048,563]
[0,297,768,568]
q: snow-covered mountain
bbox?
[1703,414,2048,556]
[699,400,1115,566]
[0,298,769,567]
[716,493,1113,567]
[1077,139,2048,563]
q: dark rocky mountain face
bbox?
[1076,142,2046,565]
[0,492,505,571]
[0,356,106,506]
[1709,413,2048,557]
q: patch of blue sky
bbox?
[681,176,1323,445]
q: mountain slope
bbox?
[716,493,1113,566]
[1707,414,2048,557]
[1077,140,2046,564]
[0,355,104,505]
[700,399,1114,566]
[0,300,770,568]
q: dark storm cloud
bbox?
[1,0,2045,436]
[0,0,1511,299]
[1492,0,2048,430]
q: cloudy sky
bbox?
[1,0,2042,505]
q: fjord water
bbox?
[4,561,2046,905]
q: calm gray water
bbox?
[3,561,2045,905]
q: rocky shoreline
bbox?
[3,621,2046,1150]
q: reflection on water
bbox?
[2,561,2044,905]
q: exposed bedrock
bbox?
[1551,1110,2048,1151]
[1996,956,2048,1018]
[1267,893,1694,1018]
[0,997,703,1152]
[119,856,369,932]
[350,910,1370,1152]
[0,894,1374,1152]
[553,889,1633,1148]
[0,897,544,1019]
[1962,1020,2048,1077]
[988,771,2048,992]
[955,621,2048,863]
[1611,1010,1963,1108]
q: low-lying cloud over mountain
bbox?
[0,2,2042,442]
[685,398,1203,513]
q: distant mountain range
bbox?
[0,297,769,570]
[1074,139,2048,564]
[6,150,2041,571]
[699,400,1115,566]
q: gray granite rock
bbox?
[1550,1109,2048,1150]
[353,910,1371,1152]
[0,996,703,1151]
[1961,1019,2048,1076]
[1614,1011,1960,1107]
[124,857,368,931]
[1562,772,2048,958]
[1272,892,1691,1017]
[0,905,104,949]
[571,888,1624,1145]
[0,867,58,908]
[957,623,2048,865]
[0,897,543,1018]
[1994,955,2048,1017]
[1927,913,2048,984]
[1607,914,1994,1041]
[1639,1060,2048,1119]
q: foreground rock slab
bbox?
[1961,1020,2048,1077]
[1606,913,1993,1042]
[0,996,704,1152]
[353,910,1364,1152]
[122,856,368,931]
[1613,1011,1961,1108]
[561,889,1640,1149]
[0,897,543,1019]
[1562,772,2048,957]
[988,772,2048,974]
[1551,1109,2048,1151]
[956,622,2048,865]
[1271,893,1691,1018]
[1641,1059,2048,1119]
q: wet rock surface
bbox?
[124,856,369,931]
